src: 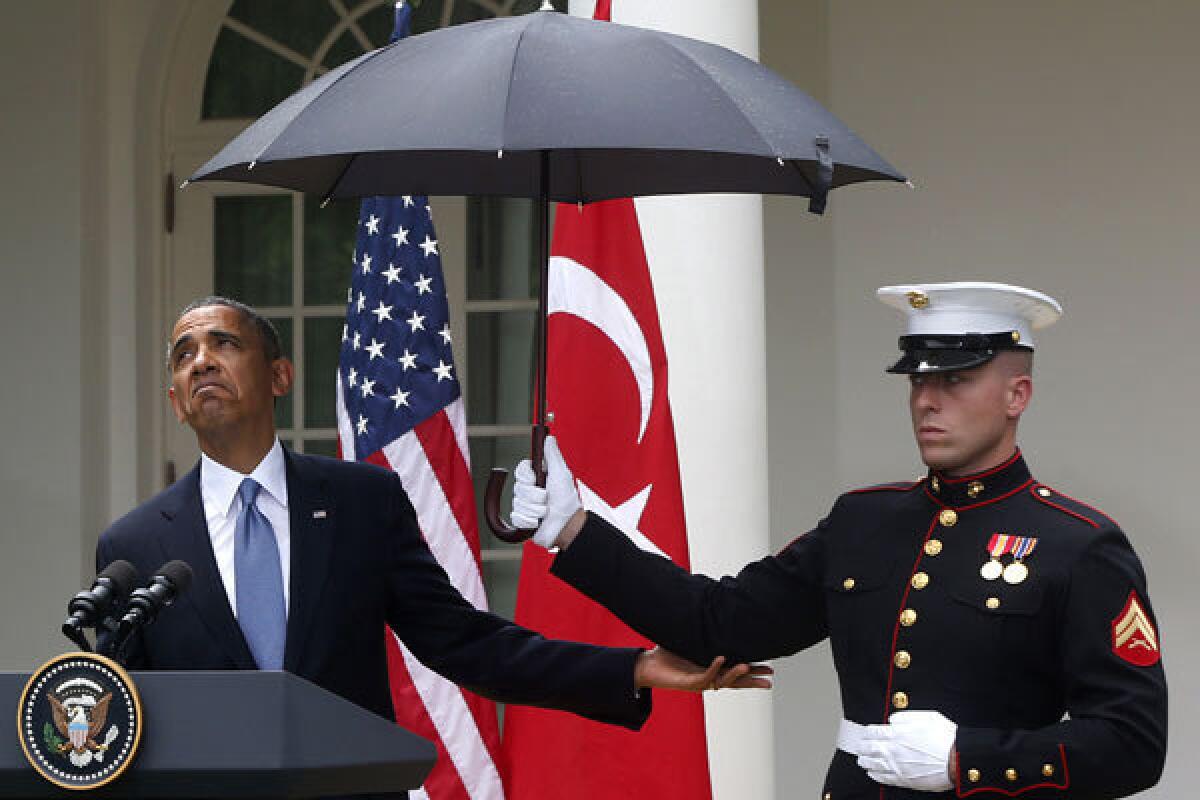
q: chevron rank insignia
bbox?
[1112,591,1160,666]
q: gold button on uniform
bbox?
[924,539,943,556]
[1042,764,1055,777]
[967,769,981,783]
[1006,768,1019,782]
[894,650,911,669]
[967,480,984,498]
[892,691,909,709]
[842,577,856,590]
[900,609,918,626]
[939,509,958,527]
[824,793,832,800]
[911,572,929,590]
[986,597,1001,610]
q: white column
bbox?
[568,4,772,798]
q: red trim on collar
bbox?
[1029,486,1100,529]
[924,479,1034,511]
[937,449,1022,485]
[955,744,1069,796]
[881,513,941,721]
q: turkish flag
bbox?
[499,172,713,798]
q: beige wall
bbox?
[762,1,1196,796]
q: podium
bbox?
[1,670,436,798]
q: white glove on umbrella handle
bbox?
[510,435,582,549]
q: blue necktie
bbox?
[234,478,285,670]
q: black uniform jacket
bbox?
[97,450,649,730]
[553,452,1166,799]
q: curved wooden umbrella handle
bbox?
[485,425,548,543]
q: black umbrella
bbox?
[188,7,907,540]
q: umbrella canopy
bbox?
[189,10,904,210]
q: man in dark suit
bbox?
[97,297,765,734]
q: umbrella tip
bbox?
[497,149,504,159]
[178,179,190,190]
[248,160,257,171]
[539,0,554,9]
[905,179,916,189]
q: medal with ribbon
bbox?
[980,533,1012,581]
[1003,536,1038,584]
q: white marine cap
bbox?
[876,281,1063,374]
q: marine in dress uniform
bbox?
[512,283,1167,798]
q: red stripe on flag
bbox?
[385,630,470,800]
[414,412,485,569]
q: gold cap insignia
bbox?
[906,291,930,309]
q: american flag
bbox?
[333,10,504,800]
[335,191,505,800]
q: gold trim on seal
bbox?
[907,291,930,309]
[16,651,143,791]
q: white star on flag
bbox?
[439,324,452,345]
[577,482,664,558]
[360,378,376,398]
[402,195,414,207]
[371,301,394,323]
[419,235,439,257]
[407,310,426,332]
[347,367,358,387]
[361,252,372,273]
[356,414,368,434]
[390,387,411,408]
[365,214,380,235]
[356,292,366,313]
[433,360,453,382]
[365,338,386,360]
[382,263,402,284]
[414,274,433,295]
[398,349,418,371]
[352,331,362,351]
[392,226,409,246]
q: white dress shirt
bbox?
[200,439,291,617]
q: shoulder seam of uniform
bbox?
[1029,484,1116,530]
[847,480,922,495]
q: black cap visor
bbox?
[886,333,1031,375]
[886,348,996,374]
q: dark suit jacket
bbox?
[97,450,649,730]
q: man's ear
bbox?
[271,358,295,399]
[168,385,187,424]
[1006,374,1033,419]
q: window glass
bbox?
[466,311,535,426]
[304,196,360,305]
[227,0,339,58]
[214,196,293,306]
[202,26,306,119]
[303,438,340,457]
[304,316,345,428]
[467,198,539,301]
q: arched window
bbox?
[170,0,561,616]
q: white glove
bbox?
[855,710,956,792]
[510,435,582,549]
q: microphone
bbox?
[111,561,194,653]
[62,560,140,651]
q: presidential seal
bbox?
[16,652,142,790]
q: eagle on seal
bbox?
[49,693,112,755]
